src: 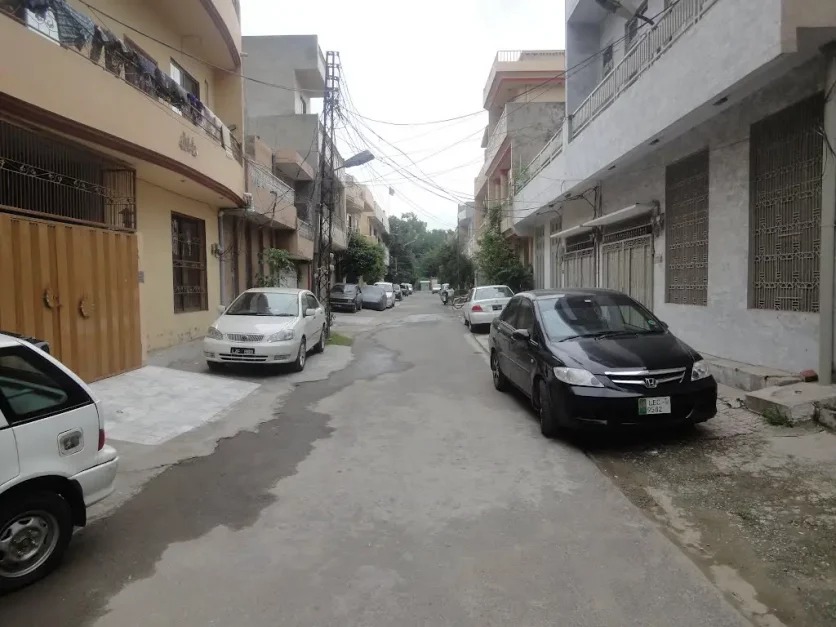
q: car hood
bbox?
[214,316,297,334]
[550,332,699,374]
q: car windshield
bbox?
[224,292,299,317]
[331,285,356,295]
[474,286,513,300]
[536,293,663,341]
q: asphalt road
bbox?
[0,293,746,626]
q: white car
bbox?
[464,285,515,332]
[374,282,397,308]
[204,288,326,372]
[0,333,118,591]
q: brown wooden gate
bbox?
[0,212,141,382]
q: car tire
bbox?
[0,491,74,593]
[491,351,509,392]
[351,303,357,313]
[207,361,224,373]
[537,379,561,439]
[314,326,326,353]
[292,338,307,372]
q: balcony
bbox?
[273,150,315,182]
[245,162,296,230]
[484,50,566,108]
[346,183,365,214]
[0,7,244,202]
[332,216,347,251]
[156,0,242,69]
[517,126,563,193]
[372,203,389,233]
[476,114,509,193]
[276,219,314,261]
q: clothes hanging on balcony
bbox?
[202,106,222,142]
[52,0,95,51]
[186,93,204,126]
[162,74,187,109]
[22,0,50,18]
[221,125,234,159]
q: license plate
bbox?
[638,397,671,415]
[492,304,503,311]
[230,347,255,355]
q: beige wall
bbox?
[510,84,566,103]
[137,181,221,353]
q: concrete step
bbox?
[745,382,836,426]
[702,354,801,392]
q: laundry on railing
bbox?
[53,0,94,51]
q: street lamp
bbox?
[337,150,375,170]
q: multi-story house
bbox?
[239,35,348,297]
[473,50,567,276]
[0,0,245,381]
[458,202,477,258]
[511,0,836,385]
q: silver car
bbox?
[374,282,397,308]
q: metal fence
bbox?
[518,126,563,193]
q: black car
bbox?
[360,285,388,311]
[329,283,364,313]
[489,289,717,436]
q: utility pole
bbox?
[316,51,340,336]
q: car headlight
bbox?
[553,367,604,387]
[691,359,711,381]
[267,329,295,342]
[206,326,223,340]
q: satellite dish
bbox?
[594,0,654,24]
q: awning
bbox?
[582,203,654,228]
[550,225,593,240]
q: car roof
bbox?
[475,285,511,289]
[244,287,306,295]
[517,288,627,300]
[0,333,23,349]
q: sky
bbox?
[242,0,567,231]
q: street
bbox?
[0,293,744,627]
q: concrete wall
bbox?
[247,115,321,172]
[508,102,566,170]
[137,181,221,353]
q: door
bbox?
[0,213,141,382]
[600,221,654,309]
[510,298,537,396]
[562,235,595,288]
[304,293,323,342]
[0,344,100,480]
[0,413,19,487]
[494,297,520,379]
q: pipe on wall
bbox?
[819,47,836,384]
[218,209,227,306]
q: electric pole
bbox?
[316,51,341,336]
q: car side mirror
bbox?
[659,321,669,330]
[305,308,317,317]
[512,329,531,342]
[217,304,226,315]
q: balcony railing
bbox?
[571,0,719,139]
[517,126,563,193]
[298,219,314,240]
[2,4,242,164]
[484,50,566,103]
[477,113,509,183]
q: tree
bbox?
[257,248,296,287]
[476,204,533,292]
[343,232,386,284]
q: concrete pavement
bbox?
[0,293,746,627]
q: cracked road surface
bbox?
[0,294,746,626]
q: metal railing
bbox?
[297,219,314,240]
[517,126,564,193]
[477,113,509,184]
[2,5,243,164]
[484,50,566,103]
[571,0,719,139]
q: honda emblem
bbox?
[644,377,658,389]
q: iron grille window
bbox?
[171,213,208,313]
[665,150,709,305]
[748,94,823,313]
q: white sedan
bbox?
[204,288,326,372]
[463,285,515,332]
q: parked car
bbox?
[489,289,717,437]
[374,282,397,308]
[431,283,441,294]
[361,285,388,311]
[329,283,363,313]
[393,284,403,301]
[464,285,514,333]
[400,283,412,296]
[406,284,414,295]
[0,332,119,592]
[204,288,326,373]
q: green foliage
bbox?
[386,212,452,284]
[343,232,386,284]
[256,248,295,287]
[421,237,474,289]
[476,204,534,293]
[326,332,354,346]
[762,406,792,427]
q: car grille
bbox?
[225,333,265,343]
[219,353,269,362]
[604,367,687,389]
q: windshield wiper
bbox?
[558,333,603,342]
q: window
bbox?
[499,297,521,326]
[665,150,709,306]
[749,94,823,313]
[602,44,614,76]
[624,1,648,51]
[170,60,200,98]
[171,213,208,313]
[0,346,91,424]
[516,298,535,333]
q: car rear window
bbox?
[331,285,345,294]
[475,286,513,300]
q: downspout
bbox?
[819,45,836,385]
[218,209,227,306]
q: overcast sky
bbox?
[242,0,566,231]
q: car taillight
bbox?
[98,428,106,451]
[472,304,483,312]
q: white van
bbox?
[0,333,118,591]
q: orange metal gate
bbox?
[0,212,141,382]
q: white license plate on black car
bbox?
[638,397,671,415]
[231,347,255,355]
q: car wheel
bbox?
[314,326,326,353]
[0,491,73,593]
[351,303,357,313]
[207,361,224,373]
[491,351,509,392]
[537,379,561,439]
[292,338,307,372]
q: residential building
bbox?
[473,49,567,271]
[458,202,477,258]
[511,0,836,382]
[239,34,348,298]
[0,0,245,381]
